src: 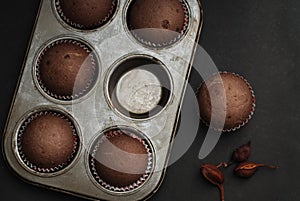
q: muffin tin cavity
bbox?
[54,0,118,30]
[88,126,154,193]
[14,107,81,176]
[105,55,173,120]
[34,37,100,103]
[125,0,190,48]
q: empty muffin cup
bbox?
[54,0,118,30]
[125,0,190,48]
[15,108,81,175]
[88,126,154,193]
[105,55,173,120]
[34,37,99,102]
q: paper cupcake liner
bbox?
[89,129,154,192]
[35,39,97,101]
[17,110,80,173]
[55,0,117,30]
[197,71,256,132]
[129,0,190,48]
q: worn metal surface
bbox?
[2,0,203,200]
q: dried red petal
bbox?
[231,141,251,162]
[234,162,277,178]
[201,164,224,185]
[201,164,225,201]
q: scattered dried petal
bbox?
[201,164,225,201]
[231,141,251,163]
[234,162,278,178]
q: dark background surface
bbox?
[0,0,299,201]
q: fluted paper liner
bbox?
[128,0,190,48]
[197,71,256,132]
[35,39,98,101]
[55,0,117,30]
[16,110,80,174]
[89,128,154,192]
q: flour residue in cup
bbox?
[116,69,162,114]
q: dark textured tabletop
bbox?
[1,0,299,201]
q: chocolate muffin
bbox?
[36,40,96,100]
[56,0,116,29]
[197,72,255,131]
[90,128,152,190]
[18,111,79,172]
[127,0,188,46]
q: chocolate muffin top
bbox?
[91,130,149,188]
[127,0,187,45]
[20,113,77,170]
[38,41,95,99]
[57,0,116,29]
[197,72,254,131]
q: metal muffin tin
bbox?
[2,0,203,200]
